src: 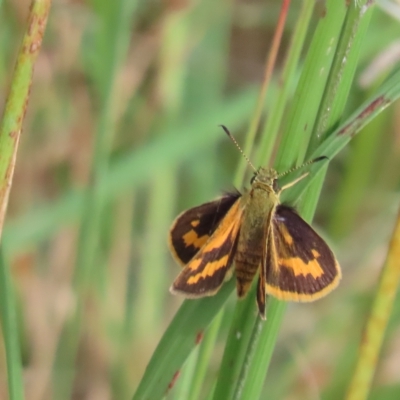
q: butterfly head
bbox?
[250,167,280,192]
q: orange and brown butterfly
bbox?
[168,127,341,319]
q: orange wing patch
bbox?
[278,256,324,279]
[187,255,230,285]
[182,230,209,249]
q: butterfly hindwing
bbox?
[265,205,341,301]
[170,198,243,297]
[169,192,241,266]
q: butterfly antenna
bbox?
[277,156,328,178]
[220,125,257,172]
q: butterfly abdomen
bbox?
[235,247,262,297]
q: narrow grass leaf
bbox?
[0,3,51,398]
[0,247,24,400]
[212,287,258,400]
[345,207,400,399]
[256,0,315,164]
[52,1,137,397]
[0,0,51,234]
[188,311,224,400]
[275,0,347,170]
[132,280,235,400]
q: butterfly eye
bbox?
[250,175,256,184]
[273,179,280,192]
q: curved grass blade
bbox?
[345,206,400,399]
[284,65,400,205]
[274,0,348,170]
[132,280,234,400]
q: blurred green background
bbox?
[1,0,400,399]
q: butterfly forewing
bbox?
[169,192,241,266]
[265,205,341,301]
[170,198,244,297]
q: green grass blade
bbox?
[132,280,235,400]
[0,247,24,400]
[309,0,375,150]
[301,0,374,226]
[328,110,386,239]
[235,0,290,183]
[0,0,51,233]
[171,347,199,400]
[285,44,400,204]
[234,300,287,400]
[0,2,51,398]
[187,311,224,400]
[73,0,137,292]
[212,288,258,400]
[274,0,347,170]
[256,0,315,164]
[345,207,400,399]
[52,0,137,396]
[232,316,263,400]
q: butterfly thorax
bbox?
[234,178,279,298]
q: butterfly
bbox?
[168,128,341,318]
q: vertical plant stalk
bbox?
[233,316,263,400]
[235,0,291,185]
[309,0,375,152]
[187,310,224,400]
[0,2,52,400]
[303,0,374,233]
[274,0,347,171]
[346,207,400,400]
[256,0,315,165]
[0,0,52,236]
[0,249,24,400]
[53,1,136,397]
